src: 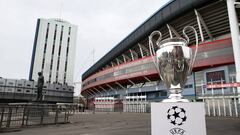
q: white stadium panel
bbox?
[16,79,26,88]
[6,79,16,87]
[24,89,34,94]
[24,81,34,89]
[0,86,4,92]
[15,87,24,93]
[5,87,15,93]
[0,78,6,86]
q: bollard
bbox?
[64,107,68,123]
[6,107,12,127]
[40,107,44,125]
[0,107,5,128]
[21,107,26,126]
[93,107,95,114]
[26,107,30,126]
[55,107,59,124]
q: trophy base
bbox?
[162,94,189,103]
[151,102,207,135]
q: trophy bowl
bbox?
[157,38,192,102]
[149,26,198,102]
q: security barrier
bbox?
[0,103,76,130]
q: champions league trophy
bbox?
[150,26,207,135]
[148,26,198,103]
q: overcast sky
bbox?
[0,0,169,96]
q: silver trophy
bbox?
[149,26,198,102]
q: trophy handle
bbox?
[148,31,162,76]
[183,26,199,75]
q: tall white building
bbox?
[29,18,77,85]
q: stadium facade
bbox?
[81,0,240,113]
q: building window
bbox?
[49,24,58,83]
[56,25,64,83]
[68,27,71,35]
[64,36,70,84]
[42,23,50,71]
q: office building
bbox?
[29,18,77,85]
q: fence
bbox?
[84,101,151,114]
[0,103,76,130]
[200,95,240,117]
[87,98,239,117]
[199,80,240,117]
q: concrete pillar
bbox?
[227,0,240,96]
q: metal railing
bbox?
[200,95,240,117]
[84,102,151,114]
[87,98,239,117]
[0,103,76,130]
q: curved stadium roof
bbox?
[82,0,219,80]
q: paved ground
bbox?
[1,112,240,135]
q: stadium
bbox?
[81,0,240,114]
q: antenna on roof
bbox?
[92,49,95,65]
[59,0,63,19]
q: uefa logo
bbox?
[167,106,187,135]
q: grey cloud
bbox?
[0,0,169,95]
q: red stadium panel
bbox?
[82,38,234,94]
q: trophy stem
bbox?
[162,89,189,103]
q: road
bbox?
[1,113,240,135]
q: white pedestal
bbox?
[151,102,207,135]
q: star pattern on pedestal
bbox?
[167,106,187,126]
